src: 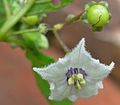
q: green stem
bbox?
[52,13,84,53]
[0,0,35,41]
[53,29,70,53]
[63,12,83,26]
[11,28,39,35]
[35,0,51,4]
[3,0,11,19]
[54,12,83,31]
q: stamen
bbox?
[66,67,87,90]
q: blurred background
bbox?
[0,0,120,105]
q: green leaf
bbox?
[11,0,21,15]
[22,32,49,49]
[0,0,17,14]
[27,0,73,15]
[39,34,49,49]
[49,99,72,105]
[34,71,50,97]
[0,18,5,28]
[26,49,54,67]
[0,1,4,14]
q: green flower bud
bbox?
[53,24,64,30]
[87,5,109,27]
[38,23,48,34]
[81,1,111,31]
[22,15,39,26]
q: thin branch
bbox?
[53,29,70,53]
[53,12,84,31]
[11,28,39,35]
[3,0,11,19]
[63,12,84,26]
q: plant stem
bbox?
[52,12,84,53]
[53,29,70,53]
[35,0,51,4]
[11,28,39,35]
[0,0,35,41]
[3,0,11,19]
[63,12,83,26]
[54,12,83,31]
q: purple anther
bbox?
[66,67,87,80]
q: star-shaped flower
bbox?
[33,38,114,101]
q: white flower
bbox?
[33,38,114,101]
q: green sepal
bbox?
[85,1,96,10]
[99,1,109,9]
[92,26,103,32]
[80,12,89,23]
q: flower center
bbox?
[66,67,87,90]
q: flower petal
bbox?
[49,80,72,100]
[68,81,103,101]
[65,38,115,81]
[64,38,86,67]
[84,61,114,82]
[33,57,69,82]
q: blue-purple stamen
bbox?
[66,67,87,80]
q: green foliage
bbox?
[22,15,39,26]
[27,0,73,15]
[0,0,111,105]
[22,32,49,49]
[0,18,5,28]
[49,99,72,105]
[26,49,54,67]
[0,1,4,14]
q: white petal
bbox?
[33,57,70,82]
[65,38,115,81]
[68,95,78,101]
[64,38,85,67]
[79,81,102,97]
[68,81,103,101]
[84,61,115,82]
[49,80,71,100]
